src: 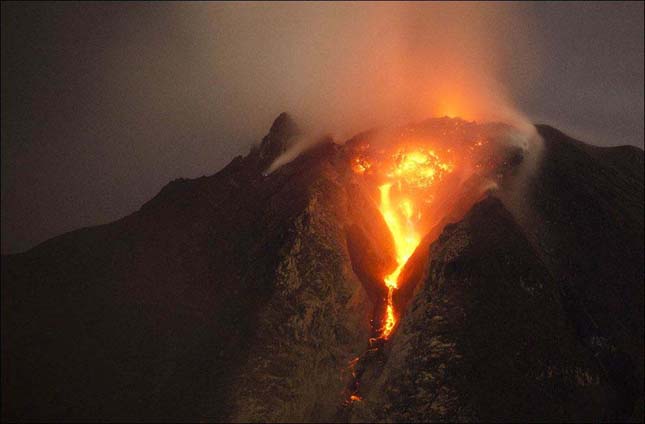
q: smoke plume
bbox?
[199,2,539,140]
[3,2,642,253]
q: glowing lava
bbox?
[378,183,419,338]
[343,119,509,407]
[366,147,454,338]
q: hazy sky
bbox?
[2,1,643,254]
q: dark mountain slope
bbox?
[2,114,391,422]
[526,126,643,420]
[350,196,608,422]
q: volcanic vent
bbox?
[336,118,535,408]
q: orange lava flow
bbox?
[375,148,454,338]
[345,137,459,407]
[378,183,419,338]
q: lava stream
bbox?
[343,146,453,407]
[378,183,421,338]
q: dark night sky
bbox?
[2,2,643,254]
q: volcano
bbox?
[2,113,643,422]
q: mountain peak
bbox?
[251,112,299,170]
[268,112,297,136]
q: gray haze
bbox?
[2,2,643,253]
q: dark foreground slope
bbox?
[1,114,393,422]
[350,197,608,422]
[524,126,644,420]
[2,116,643,422]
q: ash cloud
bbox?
[2,2,642,253]
[212,2,542,172]
[200,2,540,140]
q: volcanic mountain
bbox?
[2,113,643,422]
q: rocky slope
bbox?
[2,114,643,422]
[351,197,609,422]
